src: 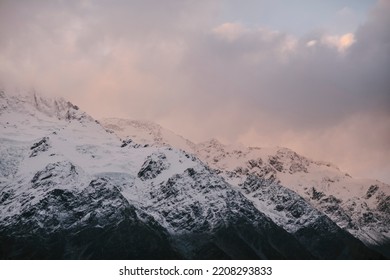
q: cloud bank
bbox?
[0,0,389,183]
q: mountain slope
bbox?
[0,91,385,259]
[102,117,390,258]
[195,140,390,247]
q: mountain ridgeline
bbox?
[0,91,388,259]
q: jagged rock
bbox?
[269,156,284,172]
[365,185,379,199]
[30,137,50,157]
[138,153,170,180]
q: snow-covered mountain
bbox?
[102,117,390,258]
[195,139,390,253]
[0,90,387,259]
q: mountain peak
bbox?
[196,138,226,150]
[0,89,93,123]
[100,117,197,152]
[101,118,163,133]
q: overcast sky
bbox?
[0,0,389,183]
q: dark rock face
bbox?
[267,149,309,174]
[294,216,382,260]
[0,161,314,260]
[0,178,181,259]
[121,138,143,148]
[0,159,385,260]
[30,137,50,157]
[145,167,313,259]
[371,242,390,259]
[173,220,312,260]
[377,195,390,214]
[269,156,284,172]
[240,175,384,259]
[365,185,379,199]
[138,153,170,180]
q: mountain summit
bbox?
[0,91,388,259]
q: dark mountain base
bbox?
[294,225,385,260]
[0,218,182,260]
[370,242,390,259]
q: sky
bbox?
[0,0,389,183]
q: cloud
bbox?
[0,0,388,183]
[306,40,317,47]
[162,1,390,182]
[321,33,355,52]
[337,6,353,17]
[212,22,247,41]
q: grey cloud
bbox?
[179,17,389,131]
